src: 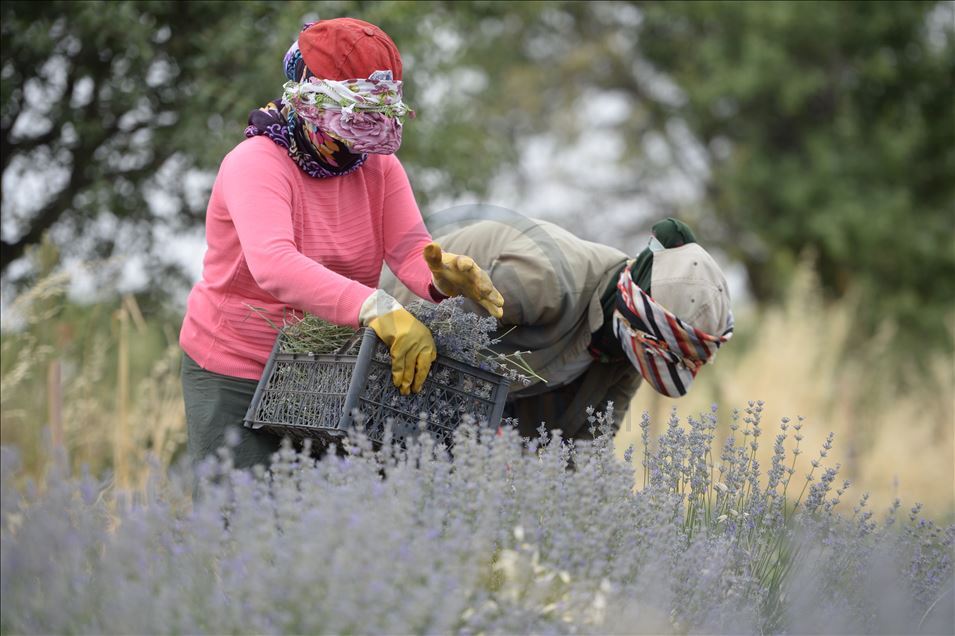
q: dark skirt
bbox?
[180,352,282,470]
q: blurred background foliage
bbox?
[1,1,952,512]
[3,0,953,355]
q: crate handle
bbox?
[244,333,283,429]
[335,329,365,356]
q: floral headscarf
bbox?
[244,23,414,177]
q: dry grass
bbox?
[1,270,185,493]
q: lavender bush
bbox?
[2,403,952,634]
[404,297,541,386]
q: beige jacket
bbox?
[382,215,641,438]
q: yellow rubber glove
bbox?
[368,307,437,395]
[423,242,505,319]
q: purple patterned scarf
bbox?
[245,100,366,178]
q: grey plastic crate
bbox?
[244,328,511,446]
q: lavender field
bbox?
[2,404,952,635]
[2,2,954,634]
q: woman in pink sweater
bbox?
[180,18,503,469]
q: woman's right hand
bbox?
[367,306,436,395]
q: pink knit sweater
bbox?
[180,136,436,380]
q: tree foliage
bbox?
[635,0,955,347]
[2,1,287,272]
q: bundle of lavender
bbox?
[279,316,357,355]
[280,297,542,386]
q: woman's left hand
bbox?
[423,242,504,319]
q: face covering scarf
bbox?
[282,72,412,155]
[612,263,734,397]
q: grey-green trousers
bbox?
[180,352,281,470]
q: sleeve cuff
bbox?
[428,281,449,302]
[358,289,404,327]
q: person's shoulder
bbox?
[360,153,405,180]
[223,136,293,171]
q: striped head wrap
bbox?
[612,263,733,397]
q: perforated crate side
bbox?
[244,333,365,441]
[342,330,511,446]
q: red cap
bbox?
[298,18,403,81]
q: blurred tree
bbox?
[409,0,955,354]
[633,0,955,352]
[0,0,526,291]
[1,1,293,277]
